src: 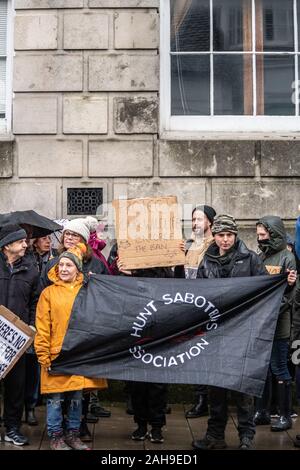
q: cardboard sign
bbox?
[0,306,35,380]
[113,196,185,269]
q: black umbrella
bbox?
[0,210,63,238]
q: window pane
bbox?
[256,55,295,115]
[0,58,6,116]
[213,0,252,52]
[171,55,210,115]
[256,0,294,52]
[170,0,210,52]
[214,55,253,115]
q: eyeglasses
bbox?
[64,231,81,240]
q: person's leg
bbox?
[47,392,72,450]
[235,392,255,449]
[3,355,29,446]
[270,339,292,431]
[254,368,271,425]
[25,353,40,425]
[130,382,149,440]
[148,383,167,443]
[65,390,90,450]
[192,387,228,450]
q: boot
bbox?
[25,408,38,426]
[271,381,292,432]
[185,394,208,418]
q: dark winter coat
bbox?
[40,253,108,289]
[197,239,267,279]
[257,216,296,340]
[0,251,40,326]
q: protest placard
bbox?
[0,306,35,380]
[113,196,185,269]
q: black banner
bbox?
[51,274,286,397]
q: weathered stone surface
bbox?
[212,181,300,219]
[14,55,83,92]
[159,141,256,177]
[123,179,207,220]
[89,54,158,91]
[114,96,158,133]
[89,140,153,176]
[63,96,108,134]
[89,0,158,7]
[0,142,13,178]
[18,139,83,177]
[114,11,158,49]
[261,141,300,176]
[64,13,109,50]
[0,182,57,218]
[13,96,58,134]
[14,14,58,50]
[15,0,83,8]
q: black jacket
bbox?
[40,254,109,289]
[0,251,40,326]
[197,239,267,279]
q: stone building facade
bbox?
[0,0,299,244]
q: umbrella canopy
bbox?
[0,210,63,238]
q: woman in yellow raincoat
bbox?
[35,243,107,451]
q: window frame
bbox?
[160,0,300,138]
[0,0,13,135]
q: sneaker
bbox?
[90,404,111,418]
[79,419,92,442]
[253,410,271,425]
[4,428,29,446]
[65,430,91,450]
[192,434,227,450]
[149,427,164,443]
[131,425,148,441]
[239,436,254,450]
[50,433,72,451]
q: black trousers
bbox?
[3,355,26,429]
[130,382,167,428]
[195,384,208,399]
[207,386,255,440]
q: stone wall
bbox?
[0,0,297,244]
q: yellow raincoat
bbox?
[34,265,107,394]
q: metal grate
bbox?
[67,188,103,216]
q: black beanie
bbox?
[192,205,216,225]
[0,224,27,248]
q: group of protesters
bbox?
[0,205,300,451]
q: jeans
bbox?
[46,390,82,437]
[270,339,291,381]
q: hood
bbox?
[48,263,84,287]
[257,215,287,255]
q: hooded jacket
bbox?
[197,239,267,279]
[257,215,296,340]
[34,265,107,394]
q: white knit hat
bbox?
[63,216,98,242]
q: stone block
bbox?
[89,140,153,176]
[63,96,108,134]
[89,0,158,7]
[159,141,256,177]
[114,96,158,133]
[14,14,58,50]
[14,55,83,92]
[18,139,83,177]
[13,96,58,134]
[89,54,158,91]
[261,141,300,176]
[212,181,300,219]
[0,182,58,219]
[63,13,109,50]
[0,142,13,178]
[15,0,83,8]
[114,11,158,49]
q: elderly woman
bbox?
[35,243,107,451]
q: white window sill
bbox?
[160,130,300,141]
